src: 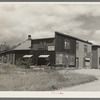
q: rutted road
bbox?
[59,69,100,91]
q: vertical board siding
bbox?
[14,50,30,64]
[31,50,55,65]
[55,32,76,54]
[32,38,55,51]
[31,38,55,65]
[55,32,76,67]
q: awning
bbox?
[85,58,90,60]
[39,55,50,58]
[23,55,33,58]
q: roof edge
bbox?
[55,31,92,45]
[31,37,55,40]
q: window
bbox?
[64,39,70,49]
[85,58,90,67]
[56,53,63,64]
[84,44,88,53]
[32,44,38,50]
[76,42,79,50]
[39,41,46,50]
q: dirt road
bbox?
[59,69,100,91]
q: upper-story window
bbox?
[84,44,88,53]
[76,42,79,50]
[39,41,46,50]
[64,39,70,49]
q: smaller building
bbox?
[0,35,32,65]
[92,45,100,69]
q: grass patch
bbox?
[0,64,97,91]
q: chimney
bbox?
[28,35,31,40]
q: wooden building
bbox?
[0,39,32,66]
[31,31,92,68]
[0,32,92,68]
[13,39,31,64]
[92,45,100,69]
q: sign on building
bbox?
[48,46,55,51]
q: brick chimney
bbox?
[28,35,31,40]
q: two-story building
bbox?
[0,31,92,68]
[31,31,92,68]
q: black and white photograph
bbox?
[1,2,100,95]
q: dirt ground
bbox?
[58,69,100,91]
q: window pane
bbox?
[64,39,70,49]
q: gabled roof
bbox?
[14,40,31,50]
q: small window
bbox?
[84,44,88,53]
[64,39,70,49]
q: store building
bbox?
[31,31,92,68]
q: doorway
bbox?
[76,57,79,68]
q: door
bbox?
[76,57,79,68]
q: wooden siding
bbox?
[30,50,55,65]
[55,32,76,67]
[76,40,92,68]
[31,38,55,65]
[31,38,55,51]
[92,47,98,68]
[14,50,31,64]
[55,32,76,54]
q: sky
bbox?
[0,3,100,46]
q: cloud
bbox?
[0,4,100,46]
[92,30,100,40]
[89,40,100,45]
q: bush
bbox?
[16,58,23,66]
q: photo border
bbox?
[0,1,100,99]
